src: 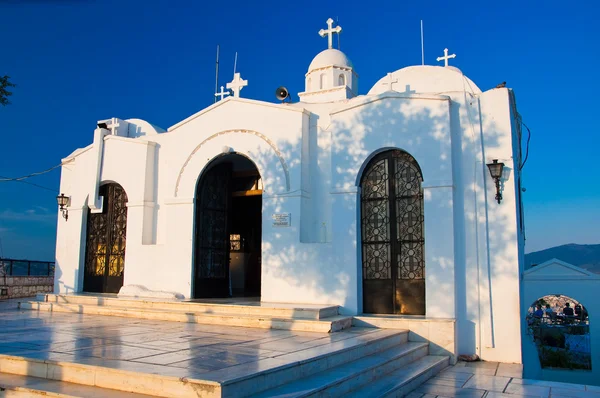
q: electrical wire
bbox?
[520,121,531,171]
[0,176,58,192]
[0,162,64,182]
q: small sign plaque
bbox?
[272,213,291,227]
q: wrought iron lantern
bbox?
[56,193,70,221]
[486,159,504,204]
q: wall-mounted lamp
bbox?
[486,159,505,204]
[56,193,70,221]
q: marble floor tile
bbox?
[65,344,167,361]
[551,388,600,398]
[463,374,511,392]
[415,384,486,397]
[496,362,523,378]
[510,378,586,391]
[504,382,550,397]
[445,366,497,376]
[436,370,475,382]
[465,361,499,369]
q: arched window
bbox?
[526,295,591,370]
[338,74,346,87]
[360,150,425,315]
[319,74,326,89]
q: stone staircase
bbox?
[0,330,447,397]
[19,294,351,333]
[6,294,451,397]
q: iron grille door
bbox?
[83,183,128,293]
[361,150,425,315]
[105,184,128,293]
[194,163,233,298]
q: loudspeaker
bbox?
[275,86,290,102]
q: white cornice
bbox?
[330,92,450,116]
[168,97,310,132]
[61,144,93,162]
[104,135,157,147]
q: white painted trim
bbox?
[330,92,450,116]
[126,201,157,208]
[523,258,599,278]
[62,145,92,162]
[163,198,194,205]
[168,97,310,132]
[104,135,158,147]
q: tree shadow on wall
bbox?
[256,91,521,347]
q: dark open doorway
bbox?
[193,154,262,298]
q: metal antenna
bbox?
[421,20,425,65]
[337,16,341,50]
[214,45,220,103]
[233,52,238,76]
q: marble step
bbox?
[345,355,450,397]
[0,330,409,398]
[0,372,152,398]
[246,341,429,398]
[19,301,351,333]
[36,294,338,320]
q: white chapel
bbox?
[55,18,526,364]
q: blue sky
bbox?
[0,0,598,260]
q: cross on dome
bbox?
[318,18,342,49]
[215,86,230,101]
[382,73,398,91]
[436,48,456,67]
[226,72,248,98]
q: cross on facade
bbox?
[318,18,342,49]
[226,73,248,98]
[214,86,230,101]
[436,48,456,67]
[382,73,398,91]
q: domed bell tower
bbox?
[298,18,358,104]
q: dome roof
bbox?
[308,49,353,72]
[367,66,482,96]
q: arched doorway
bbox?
[83,183,128,293]
[193,153,262,298]
[526,295,591,370]
[360,150,425,315]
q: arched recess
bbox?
[338,74,346,87]
[175,129,290,198]
[83,182,128,293]
[359,149,425,315]
[320,73,326,89]
[526,294,591,370]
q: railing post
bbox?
[9,260,13,276]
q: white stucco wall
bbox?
[54,64,524,363]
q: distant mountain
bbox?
[525,243,600,274]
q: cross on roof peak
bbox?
[436,48,456,67]
[318,18,342,50]
[226,72,248,98]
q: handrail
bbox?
[0,258,55,277]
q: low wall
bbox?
[0,276,54,299]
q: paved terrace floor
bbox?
[2,299,599,397]
[408,361,600,398]
[0,299,378,381]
